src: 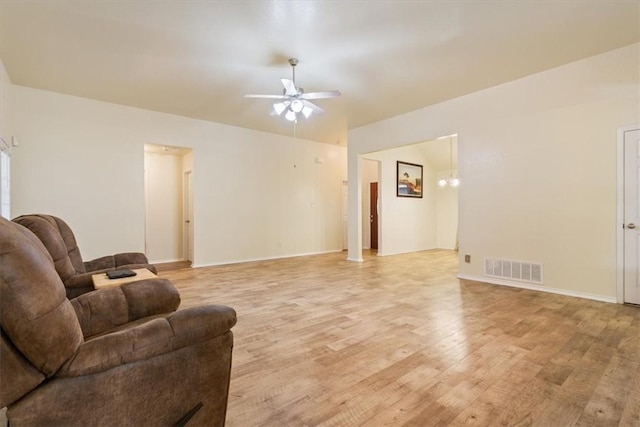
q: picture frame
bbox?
[397,161,423,198]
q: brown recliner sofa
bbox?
[1,216,237,426]
[13,214,158,298]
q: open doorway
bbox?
[354,135,458,260]
[144,144,194,265]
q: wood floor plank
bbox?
[448,357,543,426]
[618,364,640,426]
[575,354,639,426]
[159,249,640,426]
[491,376,557,426]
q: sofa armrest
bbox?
[114,252,150,268]
[83,255,115,272]
[85,253,156,274]
[58,305,236,378]
[116,263,158,274]
[65,272,99,289]
[71,278,181,338]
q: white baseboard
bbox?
[456,274,617,304]
[150,258,185,264]
[192,249,344,269]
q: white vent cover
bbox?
[484,258,543,284]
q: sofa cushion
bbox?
[13,214,85,281]
[0,217,83,376]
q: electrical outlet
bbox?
[464,254,471,263]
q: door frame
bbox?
[342,180,348,250]
[183,170,194,262]
[616,124,640,303]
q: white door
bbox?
[0,138,11,219]
[624,128,640,304]
[183,171,194,262]
[342,181,348,250]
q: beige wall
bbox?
[0,62,10,141]
[348,43,640,301]
[10,84,347,266]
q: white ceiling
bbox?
[1,1,638,145]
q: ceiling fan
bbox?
[244,58,341,122]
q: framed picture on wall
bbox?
[397,161,423,198]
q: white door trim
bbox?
[617,124,640,303]
[183,170,194,262]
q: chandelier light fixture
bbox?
[438,137,459,187]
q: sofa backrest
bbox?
[0,216,83,406]
[13,214,87,281]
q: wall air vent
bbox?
[484,258,543,285]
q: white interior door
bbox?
[624,128,640,304]
[342,181,348,250]
[184,171,194,262]
[1,138,11,219]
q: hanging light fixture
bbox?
[438,137,459,187]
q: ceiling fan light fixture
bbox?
[273,102,288,115]
[290,99,303,113]
[285,110,297,122]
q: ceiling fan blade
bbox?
[244,94,289,99]
[302,100,325,114]
[281,78,298,96]
[301,90,341,100]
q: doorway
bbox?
[144,144,193,264]
[620,126,640,304]
[353,135,458,261]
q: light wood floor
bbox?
[160,250,640,426]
